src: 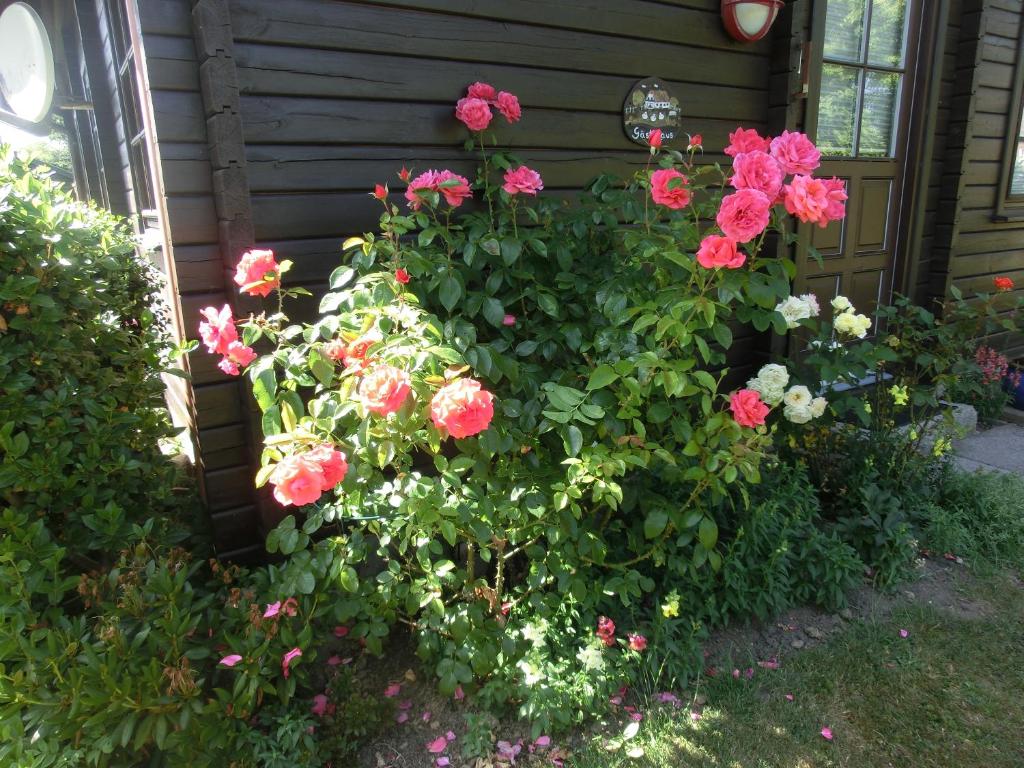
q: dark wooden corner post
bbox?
[191,0,275,553]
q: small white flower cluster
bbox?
[774,294,820,329]
[747,363,828,424]
[830,295,872,339]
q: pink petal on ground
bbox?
[745,667,754,679]
[821,727,834,741]
[445,731,457,742]
[609,696,623,706]
[422,711,432,722]
[656,692,680,705]
[426,736,448,753]
[454,684,465,701]
[899,629,909,638]
[785,693,795,702]
[398,699,413,710]
[690,709,702,721]
[630,712,643,722]
[326,655,343,666]
[757,658,780,670]
[311,694,329,717]
[218,654,243,667]
[534,736,551,748]
[436,759,450,768]
[732,668,740,679]
[396,712,409,724]
[263,601,281,618]
[384,683,401,697]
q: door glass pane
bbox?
[858,71,901,157]
[818,64,860,156]
[867,0,909,67]
[824,0,866,62]
[1011,141,1024,196]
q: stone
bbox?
[791,639,805,649]
[839,608,854,620]
[805,626,825,640]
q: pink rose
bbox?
[405,169,439,210]
[648,128,663,149]
[373,183,388,201]
[281,647,302,678]
[430,378,495,439]
[306,444,348,490]
[198,305,238,355]
[360,365,412,415]
[466,81,497,101]
[343,331,382,366]
[311,694,329,717]
[502,166,544,196]
[495,91,521,123]
[217,340,256,376]
[730,151,784,200]
[395,268,410,284]
[769,130,821,175]
[455,97,492,132]
[696,235,745,270]
[628,633,647,652]
[730,389,769,429]
[650,168,692,210]
[234,249,281,297]
[269,455,324,507]
[596,616,616,647]
[502,314,516,326]
[783,175,830,226]
[725,127,771,158]
[821,176,848,222]
[434,170,472,207]
[716,189,771,242]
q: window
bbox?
[998,15,1024,218]
[816,0,911,159]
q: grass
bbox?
[570,572,1024,768]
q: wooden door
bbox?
[797,0,922,326]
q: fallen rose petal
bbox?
[311,694,329,717]
[534,735,550,748]
[398,699,413,710]
[745,667,754,679]
[757,658,780,670]
[785,693,795,701]
[454,684,465,701]
[263,601,281,618]
[899,629,909,638]
[422,711,432,722]
[821,727,834,741]
[326,655,343,666]
[656,692,680,705]
[218,654,243,667]
[436,759,450,768]
[445,731,457,742]
[396,712,409,724]
[732,668,740,679]
[333,625,349,638]
[426,736,448,753]
[384,683,401,697]
[630,712,643,722]
[690,709,702,722]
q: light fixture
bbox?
[0,3,54,123]
[721,0,784,43]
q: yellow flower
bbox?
[661,592,680,618]
[863,401,872,414]
[886,335,901,349]
[933,437,951,457]
[890,384,909,406]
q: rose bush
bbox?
[200,88,853,729]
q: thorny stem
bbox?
[479,134,495,230]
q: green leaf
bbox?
[712,322,733,350]
[587,364,619,391]
[698,516,718,550]
[482,297,506,327]
[644,510,668,539]
[564,425,583,457]
[439,275,462,312]
[500,238,523,266]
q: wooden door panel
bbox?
[856,178,892,253]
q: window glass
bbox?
[818,64,860,156]
[824,0,866,63]
[859,71,901,157]
[1011,141,1024,197]
[867,0,908,67]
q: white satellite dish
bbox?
[0,3,54,123]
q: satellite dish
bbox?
[0,3,54,123]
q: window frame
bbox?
[996,16,1024,221]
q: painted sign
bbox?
[623,78,681,147]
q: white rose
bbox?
[810,397,827,418]
[775,296,813,329]
[783,385,812,408]
[835,312,871,339]
[800,293,820,317]
[748,377,785,407]
[784,403,813,424]
[756,363,790,390]
[831,295,852,313]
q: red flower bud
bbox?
[395,268,410,284]
[648,128,662,149]
[373,184,388,201]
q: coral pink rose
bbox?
[495,91,521,123]
[596,616,616,647]
[324,339,347,361]
[821,177,848,223]
[270,455,325,507]
[730,151,784,200]
[696,235,745,270]
[455,97,493,132]
[783,175,830,226]
[405,169,440,210]
[218,341,256,376]
[306,444,348,490]
[435,170,472,207]
[716,189,771,243]
[725,127,771,158]
[343,330,382,366]
[430,378,495,438]
[234,249,281,297]
[730,389,769,429]
[466,81,497,101]
[502,166,544,196]
[360,365,412,415]
[373,183,387,201]
[770,130,821,175]
[689,133,703,151]
[199,304,238,355]
[628,634,647,652]
[650,168,692,210]
[995,276,1015,291]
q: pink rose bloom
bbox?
[323,338,347,361]
[360,364,412,415]
[405,169,440,210]
[455,97,492,132]
[650,168,692,210]
[725,127,771,157]
[696,235,745,270]
[783,175,830,226]
[199,304,238,355]
[822,176,848,222]
[435,170,472,207]
[730,389,769,429]
[466,81,497,101]
[430,378,495,438]
[716,189,771,242]
[333,625,349,638]
[730,151,784,200]
[311,694,329,717]
[502,166,544,196]
[218,340,256,376]
[269,455,325,507]
[502,314,516,327]
[281,647,302,678]
[648,128,663,149]
[770,130,821,175]
[495,91,521,123]
[305,444,348,490]
[628,633,647,652]
[344,331,381,366]
[596,616,616,647]
[233,248,280,297]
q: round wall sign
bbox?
[623,77,681,147]
[0,3,55,123]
